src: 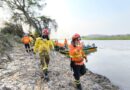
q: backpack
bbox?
[22,36,30,44]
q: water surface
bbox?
[84,40,130,90]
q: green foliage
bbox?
[0,22,24,37]
[1,0,58,36]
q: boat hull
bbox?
[59,47,97,56]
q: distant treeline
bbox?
[81,34,130,40]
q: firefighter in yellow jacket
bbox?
[34,30,54,81]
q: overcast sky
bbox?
[43,0,130,38]
[0,0,130,38]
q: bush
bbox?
[0,22,24,37]
[0,33,12,58]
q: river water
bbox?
[84,40,130,90]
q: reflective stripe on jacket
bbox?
[69,44,85,65]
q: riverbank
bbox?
[0,44,119,90]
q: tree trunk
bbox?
[23,10,41,35]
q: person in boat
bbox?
[92,43,96,47]
[64,38,68,49]
[54,40,59,51]
[69,33,88,90]
[54,40,65,51]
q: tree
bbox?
[1,0,57,35]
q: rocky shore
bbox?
[0,44,119,90]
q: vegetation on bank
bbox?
[0,0,58,59]
[0,22,23,59]
[0,33,13,60]
[81,34,130,40]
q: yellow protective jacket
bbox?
[33,37,54,54]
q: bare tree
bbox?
[1,0,58,35]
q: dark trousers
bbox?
[24,44,31,52]
[24,44,30,48]
[71,61,86,81]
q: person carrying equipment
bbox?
[21,34,31,53]
[69,33,87,90]
[34,29,54,81]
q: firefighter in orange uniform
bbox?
[69,33,87,90]
[21,34,31,53]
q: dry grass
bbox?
[0,33,13,61]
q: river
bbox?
[84,40,130,90]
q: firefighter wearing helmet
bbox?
[34,27,54,81]
[69,33,87,90]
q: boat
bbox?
[59,46,97,55]
[55,44,97,57]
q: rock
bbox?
[0,57,8,64]
[92,84,103,90]
[2,86,12,90]
[0,64,6,69]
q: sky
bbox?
[0,0,130,38]
[43,0,130,38]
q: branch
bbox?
[6,1,16,10]
[15,0,22,8]
[23,0,25,7]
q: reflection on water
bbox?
[84,40,130,90]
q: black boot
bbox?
[44,70,49,81]
[26,49,28,53]
[76,84,82,90]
